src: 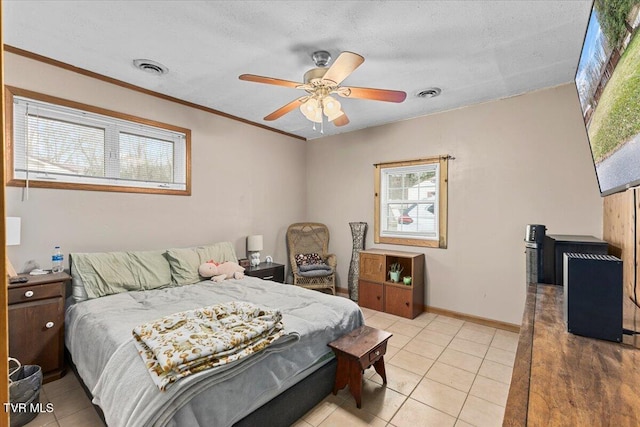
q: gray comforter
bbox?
[65,277,363,427]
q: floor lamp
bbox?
[6,217,21,278]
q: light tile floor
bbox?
[294,308,517,427]
[24,309,517,427]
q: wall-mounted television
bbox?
[575,2,640,196]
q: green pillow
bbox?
[165,242,238,286]
[71,250,172,300]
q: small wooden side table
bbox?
[327,325,392,408]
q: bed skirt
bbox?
[66,350,337,427]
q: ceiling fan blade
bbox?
[239,74,302,89]
[264,97,306,121]
[332,112,350,127]
[340,86,407,103]
[321,52,365,85]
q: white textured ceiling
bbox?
[4,1,593,140]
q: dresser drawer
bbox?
[8,281,65,304]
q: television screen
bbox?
[575,2,640,196]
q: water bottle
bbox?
[52,246,64,273]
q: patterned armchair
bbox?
[286,222,336,295]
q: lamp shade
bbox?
[247,235,263,252]
[6,217,21,246]
[321,96,344,121]
[300,98,322,123]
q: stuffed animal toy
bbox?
[198,260,245,282]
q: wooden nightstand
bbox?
[8,272,70,383]
[328,325,392,408]
[246,262,285,283]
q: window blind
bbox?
[380,163,439,239]
[12,96,187,191]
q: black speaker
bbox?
[525,224,546,284]
[563,253,622,342]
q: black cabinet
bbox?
[543,235,608,285]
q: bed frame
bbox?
[66,350,337,426]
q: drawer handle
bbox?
[377,295,381,300]
[24,290,34,298]
[45,322,55,329]
[264,275,274,280]
[375,350,380,356]
[405,302,410,306]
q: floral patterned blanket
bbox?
[133,301,285,390]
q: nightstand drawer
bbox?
[246,262,285,283]
[251,267,283,282]
[8,281,65,304]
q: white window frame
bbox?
[374,156,448,248]
[5,86,191,196]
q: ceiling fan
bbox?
[239,50,407,129]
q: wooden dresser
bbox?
[358,249,424,319]
[8,272,70,383]
[504,283,640,426]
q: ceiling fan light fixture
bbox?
[322,96,344,121]
[300,98,322,122]
[326,108,345,122]
[322,96,340,112]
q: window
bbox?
[5,86,191,195]
[374,156,448,248]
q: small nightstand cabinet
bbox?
[8,272,70,383]
[358,249,424,319]
[246,262,285,283]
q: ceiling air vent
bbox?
[133,59,168,75]
[416,87,441,98]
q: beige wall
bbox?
[307,84,603,324]
[4,53,306,271]
[3,52,603,325]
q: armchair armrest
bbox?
[325,254,337,269]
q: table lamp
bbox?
[6,217,21,278]
[247,235,263,267]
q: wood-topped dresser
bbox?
[504,283,640,426]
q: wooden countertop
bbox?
[504,283,640,426]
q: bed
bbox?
[64,242,363,427]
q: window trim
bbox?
[374,156,448,248]
[4,86,192,196]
